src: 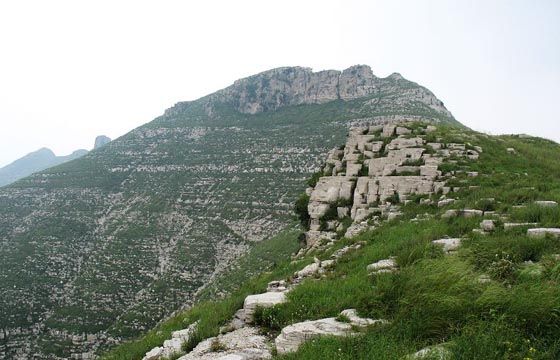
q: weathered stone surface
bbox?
[442,209,458,218]
[438,198,455,207]
[504,222,538,230]
[346,162,362,177]
[309,177,355,203]
[382,124,396,138]
[178,327,271,360]
[275,310,387,354]
[307,202,330,219]
[143,322,198,360]
[480,220,495,232]
[527,228,560,238]
[304,231,336,247]
[462,209,483,218]
[387,137,423,150]
[420,165,440,178]
[367,258,397,274]
[432,238,461,254]
[267,280,287,293]
[535,201,558,207]
[408,345,452,359]
[396,126,412,135]
[243,292,287,323]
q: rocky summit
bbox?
[0,65,459,359]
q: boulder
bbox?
[480,220,495,232]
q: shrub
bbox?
[294,193,310,227]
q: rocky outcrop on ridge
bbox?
[303,121,481,248]
[94,135,111,149]
[167,65,455,120]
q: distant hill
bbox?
[0,135,111,187]
[0,148,87,187]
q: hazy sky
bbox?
[0,0,558,167]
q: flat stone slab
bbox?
[243,292,287,322]
[275,310,387,354]
[367,258,397,274]
[504,222,538,230]
[432,238,461,253]
[179,327,271,360]
[408,345,452,359]
[527,228,560,238]
[535,201,558,207]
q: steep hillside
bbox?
[0,65,457,359]
[104,122,560,360]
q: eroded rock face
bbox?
[209,66,453,117]
[304,121,481,245]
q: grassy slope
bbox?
[103,126,560,359]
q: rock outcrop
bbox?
[94,135,111,149]
[304,121,481,247]
[195,65,454,118]
[274,309,388,354]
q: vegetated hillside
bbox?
[0,65,457,359]
[103,123,560,360]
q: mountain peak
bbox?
[212,65,382,114]
[94,135,111,149]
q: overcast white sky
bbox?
[0,0,558,167]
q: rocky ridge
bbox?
[168,65,454,120]
[302,121,480,250]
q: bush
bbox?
[294,193,310,227]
